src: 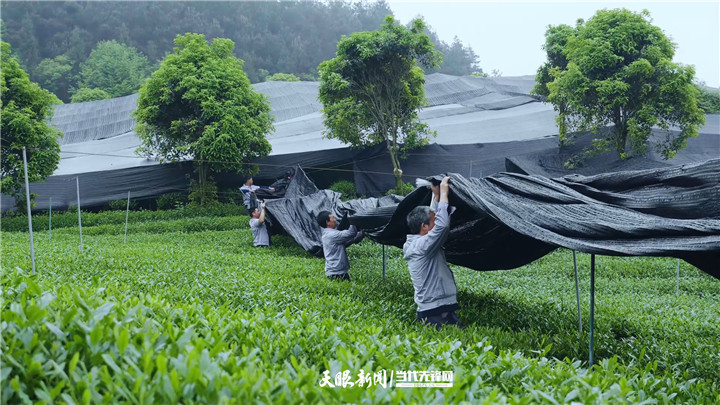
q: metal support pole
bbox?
[48,197,52,242]
[382,244,386,282]
[76,177,83,252]
[573,250,582,332]
[124,191,130,243]
[676,259,680,295]
[468,161,473,178]
[589,254,596,367]
[22,147,36,275]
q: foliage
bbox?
[329,180,358,201]
[318,16,441,189]
[156,192,189,210]
[0,41,62,205]
[107,198,138,211]
[2,1,424,91]
[0,202,244,232]
[33,55,74,102]
[134,33,274,205]
[69,87,111,103]
[78,40,150,98]
[2,215,719,402]
[266,73,301,82]
[187,179,219,207]
[385,181,415,197]
[431,35,481,76]
[533,9,705,167]
[695,83,720,113]
[218,187,245,205]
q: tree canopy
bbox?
[1,41,62,204]
[318,15,441,190]
[33,54,74,102]
[266,73,301,82]
[2,1,480,102]
[78,40,150,98]
[134,33,273,204]
[533,9,705,166]
[70,87,111,103]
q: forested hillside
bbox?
[2,1,480,102]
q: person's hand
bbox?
[440,176,451,194]
[261,201,266,209]
[430,182,440,197]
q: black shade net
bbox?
[265,160,720,280]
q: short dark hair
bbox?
[317,211,332,228]
[407,206,432,234]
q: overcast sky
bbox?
[386,1,719,87]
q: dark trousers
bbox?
[418,310,461,330]
[327,273,351,282]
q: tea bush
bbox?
[2,213,719,403]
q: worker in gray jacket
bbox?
[318,211,364,281]
[403,176,461,329]
[249,201,270,247]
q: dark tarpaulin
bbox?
[264,189,404,257]
[348,159,720,279]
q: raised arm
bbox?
[329,225,360,245]
[257,202,266,225]
[416,177,453,255]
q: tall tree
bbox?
[33,54,74,102]
[78,40,150,98]
[134,33,274,205]
[1,42,61,205]
[532,24,575,144]
[535,9,705,166]
[318,15,441,190]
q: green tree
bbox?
[79,40,150,98]
[266,72,300,82]
[70,87,111,103]
[1,41,61,206]
[532,24,576,145]
[438,36,480,76]
[694,82,720,114]
[134,33,274,205]
[535,9,705,166]
[318,15,441,189]
[33,55,74,102]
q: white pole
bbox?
[676,259,680,295]
[573,250,582,332]
[124,191,130,243]
[22,147,36,275]
[76,177,83,252]
[48,196,52,241]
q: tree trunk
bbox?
[614,109,628,158]
[387,141,403,190]
[198,161,207,205]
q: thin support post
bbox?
[573,250,582,332]
[589,254,596,367]
[48,197,52,242]
[124,191,130,243]
[76,177,83,252]
[22,147,36,275]
[382,244,387,282]
[676,259,680,295]
[468,161,473,178]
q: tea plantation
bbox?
[2,208,719,403]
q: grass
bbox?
[2,212,719,403]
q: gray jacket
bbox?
[249,218,270,246]
[321,225,364,276]
[403,201,458,312]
